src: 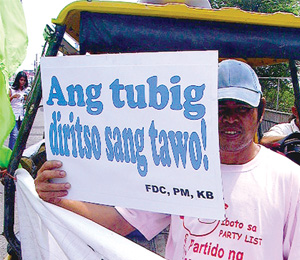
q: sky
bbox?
[19,0,74,71]
[19,0,135,72]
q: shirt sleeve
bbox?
[262,123,292,137]
[116,207,171,241]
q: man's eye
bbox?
[218,107,226,113]
[237,107,251,113]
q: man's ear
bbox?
[258,97,266,124]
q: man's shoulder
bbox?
[260,146,300,171]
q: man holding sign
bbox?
[35,60,300,259]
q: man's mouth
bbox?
[224,130,237,135]
[220,128,242,137]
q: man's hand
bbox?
[35,160,70,204]
[13,93,20,98]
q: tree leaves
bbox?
[210,0,299,112]
[210,0,300,14]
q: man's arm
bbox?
[260,135,286,145]
[260,123,291,145]
[35,160,136,236]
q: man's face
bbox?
[218,100,259,154]
[292,106,300,129]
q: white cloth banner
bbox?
[15,168,164,260]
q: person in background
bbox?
[35,60,300,259]
[260,104,300,145]
[8,71,29,150]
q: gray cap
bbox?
[218,60,262,107]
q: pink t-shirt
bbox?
[117,146,300,260]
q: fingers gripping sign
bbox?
[35,160,71,204]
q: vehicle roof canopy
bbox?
[52,1,300,66]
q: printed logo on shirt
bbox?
[181,203,227,237]
[181,203,262,259]
[181,216,220,237]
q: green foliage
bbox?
[210,0,299,112]
[259,77,294,113]
[254,63,290,77]
[210,0,300,15]
[255,64,295,113]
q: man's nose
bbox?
[222,111,239,123]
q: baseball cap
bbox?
[218,59,262,107]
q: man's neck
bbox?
[220,142,261,165]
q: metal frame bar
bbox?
[3,24,66,259]
[289,60,300,116]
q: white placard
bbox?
[41,51,225,219]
